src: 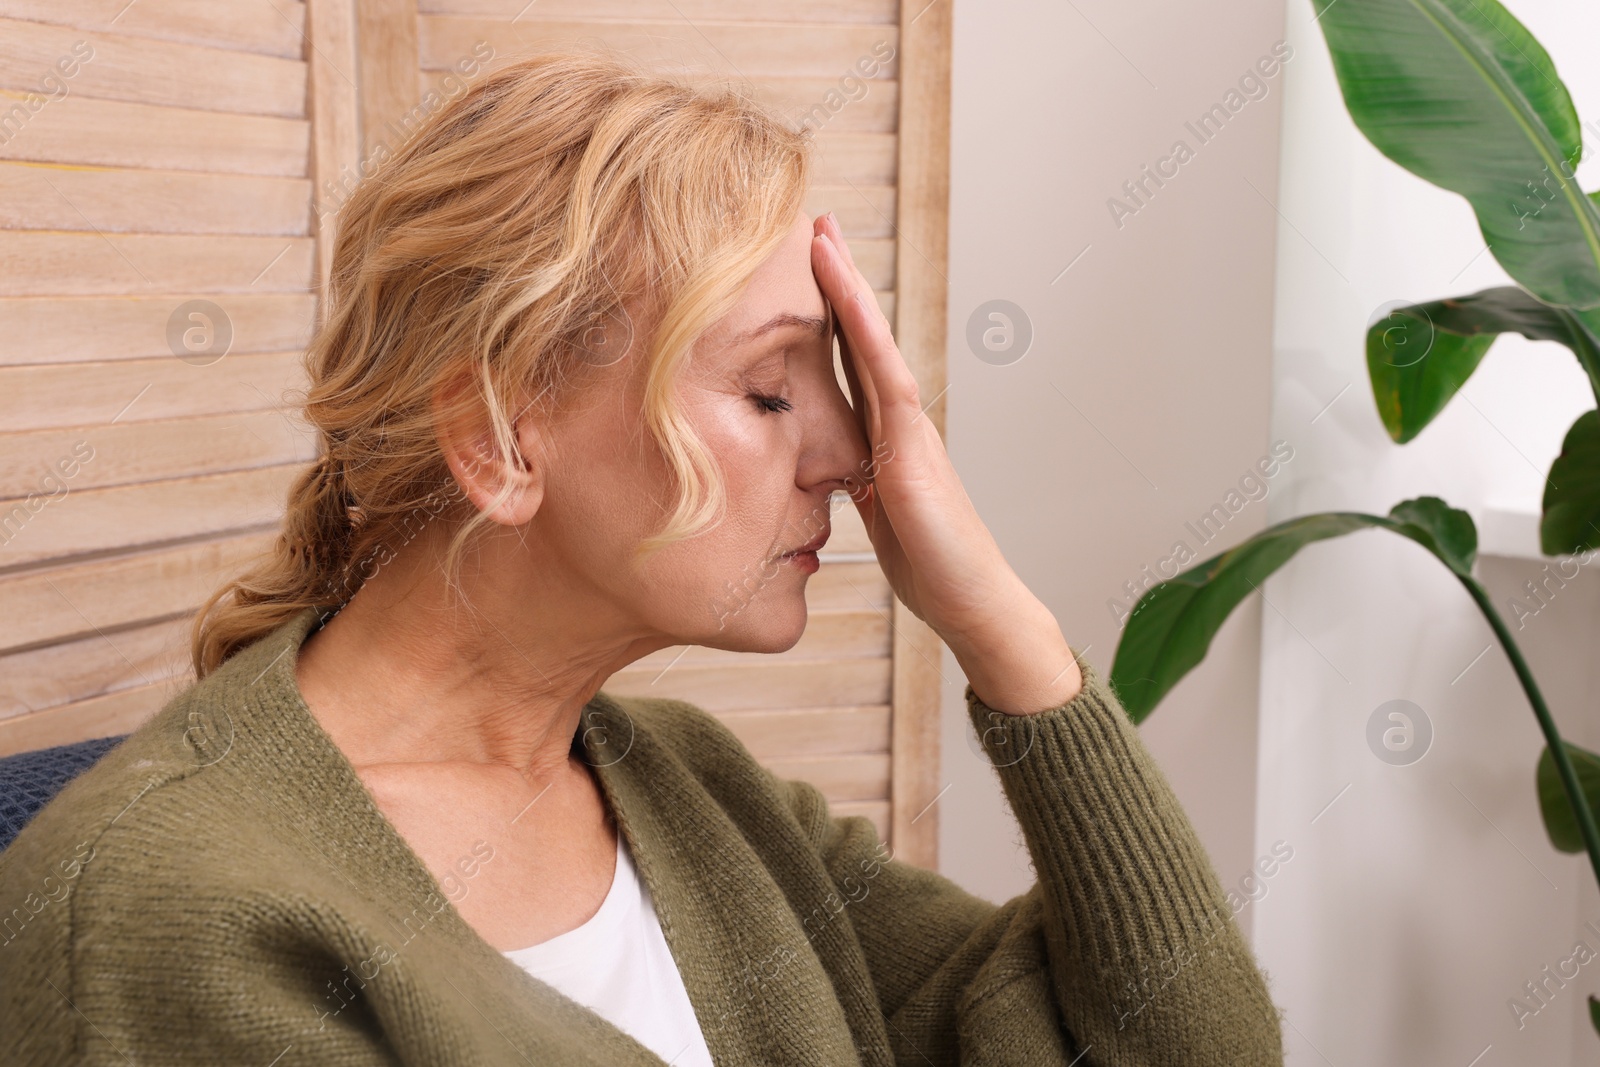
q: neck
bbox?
[294,524,671,778]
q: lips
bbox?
[780,529,830,556]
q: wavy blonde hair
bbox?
[191,49,812,678]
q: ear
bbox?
[432,374,545,527]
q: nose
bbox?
[796,352,873,499]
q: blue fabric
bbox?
[0,736,126,852]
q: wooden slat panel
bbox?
[629,610,889,672]
[803,561,889,611]
[0,4,322,759]
[837,234,894,291]
[6,696,894,767]
[0,233,314,295]
[0,464,301,568]
[420,0,897,23]
[602,657,890,711]
[876,290,894,326]
[890,603,942,857]
[3,410,317,497]
[817,496,873,556]
[766,753,888,802]
[0,0,309,59]
[893,16,946,425]
[425,98,892,193]
[419,17,899,80]
[307,0,361,295]
[0,351,308,430]
[0,614,191,719]
[0,532,274,653]
[805,185,895,238]
[758,74,898,134]
[713,705,890,758]
[0,698,891,771]
[0,92,310,176]
[356,0,421,160]
[0,162,312,236]
[887,0,953,870]
[0,18,307,118]
[0,677,179,757]
[416,69,898,133]
[810,130,896,186]
[0,295,315,365]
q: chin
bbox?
[697,581,810,654]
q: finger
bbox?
[810,226,878,507]
[820,212,861,272]
[813,233,880,444]
[819,217,899,368]
[816,214,883,327]
[821,212,871,291]
[837,308,879,441]
[813,212,867,302]
[836,316,872,450]
[835,319,881,510]
[814,232,920,419]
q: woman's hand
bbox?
[810,212,1082,715]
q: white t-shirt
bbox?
[503,834,714,1067]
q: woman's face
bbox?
[524,210,872,656]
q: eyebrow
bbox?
[729,312,830,346]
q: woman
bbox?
[0,52,1283,1066]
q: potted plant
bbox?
[1110,0,1600,1034]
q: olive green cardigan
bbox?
[0,605,1283,1065]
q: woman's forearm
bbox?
[942,587,1084,716]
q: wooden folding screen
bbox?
[0,0,951,867]
[0,2,318,752]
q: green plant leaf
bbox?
[1368,287,1600,443]
[1542,410,1600,554]
[1313,0,1600,309]
[1590,995,1600,1039]
[1110,497,1476,720]
[1536,741,1600,852]
[1389,496,1478,575]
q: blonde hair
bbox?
[191,50,812,678]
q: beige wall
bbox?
[938,0,1288,917]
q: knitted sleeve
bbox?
[782,650,1285,1066]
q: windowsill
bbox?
[1475,503,1549,561]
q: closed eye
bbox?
[750,392,793,414]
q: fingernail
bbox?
[826,211,838,227]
